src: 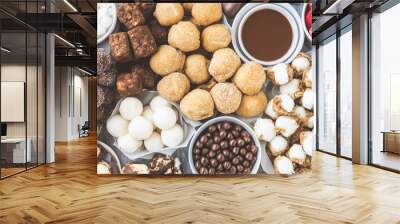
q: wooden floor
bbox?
[1,136,400,224]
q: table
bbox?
[381,131,400,154]
[1,138,32,163]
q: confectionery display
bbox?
[97,3,314,176]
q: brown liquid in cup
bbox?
[242,9,293,62]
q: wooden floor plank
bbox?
[0,135,400,223]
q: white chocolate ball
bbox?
[254,118,276,142]
[106,115,129,137]
[150,96,171,111]
[161,124,183,147]
[275,116,299,138]
[128,116,154,140]
[144,132,165,152]
[302,89,314,110]
[269,135,288,156]
[117,134,143,154]
[153,106,178,130]
[143,106,154,124]
[119,97,143,121]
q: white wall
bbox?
[54,67,89,141]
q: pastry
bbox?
[168,21,200,52]
[210,83,242,114]
[233,62,266,95]
[150,45,185,76]
[184,54,210,84]
[180,89,214,121]
[235,91,267,117]
[191,3,222,26]
[109,32,132,62]
[202,24,231,52]
[127,25,157,59]
[116,72,143,96]
[156,72,190,102]
[208,48,241,82]
[153,3,184,26]
[117,3,145,30]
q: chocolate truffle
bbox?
[148,19,167,44]
[116,72,143,96]
[117,3,145,30]
[109,32,132,62]
[127,25,157,59]
[131,64,156,89]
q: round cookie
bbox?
[180,89,214,121]
[150,45,186,76]
[208,48,241,83]
[168,21,200,52]
[157,72,190,102]
[184,54,210,84]
[153,3,184,26]
[202,24,231,52]
[210,83,242,114]
[233,62,266,95]
[236,91,268,118]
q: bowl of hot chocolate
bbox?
[234,3,304,66]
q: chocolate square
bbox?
[127,25,157,59]
[108,32,132,62]
[117,3,145,30]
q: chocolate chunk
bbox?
[127,25,157,59]
[222,3,244,18]
[98,67,117,87]
[117,3,145,30]
[148,19,167,44]
[133,2,155,19]
[131,64,156,89]
[116,72,143,96]
[109,32,132,62]
[97,48,111,75]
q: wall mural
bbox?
[97,2,314,175]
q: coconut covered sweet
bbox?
[107,115,129,138]
[210,83,242,114]
[161,124,184,147]
[233,62,266,95]
[128,116,154,140]
[168,21,200,52]
[117,133,143,154]
[208,48,241,82]
[150,96,171,111]
[150,45,186,76]
[153,106,177,130]
[144,132,164,152]
[119,97,143,121]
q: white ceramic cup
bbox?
[188,116,262,175]
[237,4,301,66]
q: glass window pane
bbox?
[339,29,352,158]
[371,3,400,171]
[318,37,337,154]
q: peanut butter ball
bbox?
[191,3,222,26]
[184,54,210,84]
[153,3,184,26]
[182,3,193,11]
[208,48,241,82]
[210,83,242,114]
[236,91,267,118]
[168,21,200,52]
[150,45,186,76]
[202,24,231,52]
[157,72,190,102]
[233,62,266,95]
[180,89,214,121]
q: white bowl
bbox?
[238,4,299,66]
[188,116,262,175]
[302,4,312,43]
[97,3,117,44]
